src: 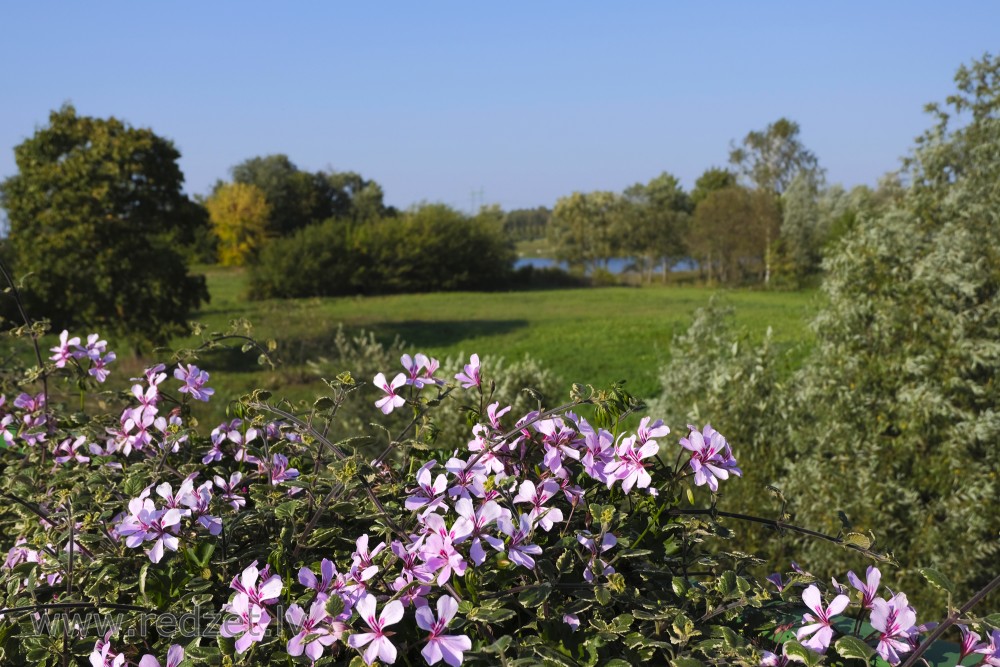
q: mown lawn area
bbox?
[173,266,821,420]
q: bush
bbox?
[248,204,515,299]
[0,105,208,346]
[0,325,994,666]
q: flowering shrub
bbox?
[0,322,996,666]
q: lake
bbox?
[514,257,698,274]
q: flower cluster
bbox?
[774,565,955,665]
[114,478,221,562]
[50,330,116,382]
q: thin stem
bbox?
[900,572,1000,667]
[668,508,893,562]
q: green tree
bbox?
[729,118,823,195]
[205,182,272,266]
[503,207,550,241]
[690,167,737,207]
[230,155,391,236]
[618,173,691,283]
[0,105,207,346]
[689,186,778,284]
[549,191,620,272]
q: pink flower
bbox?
[604,434,659,493]
[796,584,849,653]
[50,330,80,368]
[679,424,741,492]
[374,372,406,414]
[416,595,472,666]
[138,645,184,667]
[454,354,481,389]
[268,453,299,485]
[957,624,988,662]
[220,592,271,654]
[348,594,404,665]
[977,628,1000,665]
[230,560,283,607]
[578,532,617,582]
[285,600,339,662]
[870,592,917,665]
[53,436,91,464]
[846,565,881,609]
[174,363,214,401]
[512,479,563,531]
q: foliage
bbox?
[690,168,737,207]
[0,315,993,666]
[205,183,272,266]
[248,203,515,299]
[728,117,822,195]
[503,207,550,242]
[617,173,691,284]
[689,187,780,285]
[230,154,391,237]
[548,191,621,273]
[0,105,208,346]
[658,54,1000,612]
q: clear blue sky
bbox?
[1,2,997,212]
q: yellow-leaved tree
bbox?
[205,182,271,266]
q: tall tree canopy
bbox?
[205,182,272,266]
[729,117,822,195]
[617,172,691,282]
[0,105,207,345]
[230,154,390,236]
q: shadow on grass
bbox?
[196,318,531,373]
[364,319,530,349]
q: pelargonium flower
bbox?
[453,497,506,566]
[796,584,849,653]
[230,560,283,607]
[285,599,340,663]
[454,354,481,389]
[50,330,81,368]
[138,645,184,667]
[416,595,472,667]
[578,532,617,582]
[401,353,428,388]
[871,592,917,665]
[678,424,742,492]
[512,479,563,531]
[977,628,1000,665]
[268,453,299,485]
[406,460,449,515]
[348,593,404,665]
[220,592,271,654]
[498,512,542,569]
[374,372,406,414]
[846,565,881,609]
[604,434,658,493]
[214,472,246,511]
[174,363,214,402]
[53,436,91,464]
[89,631,126,667]
[957,624,988,662]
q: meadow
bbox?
[169,266,821,421]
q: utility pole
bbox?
[469,187,484,215]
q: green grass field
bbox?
[171,266,820,420]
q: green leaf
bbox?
[467,606,517,623]
[518,583,552,608]
[782,640,823,666]
[842,532,871,550]
[274,500,300,520]
[670,658,704,667]
[835,635,875,661]
[481,635,513,654]
[595,585,612,606]
[918,567,955,596]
